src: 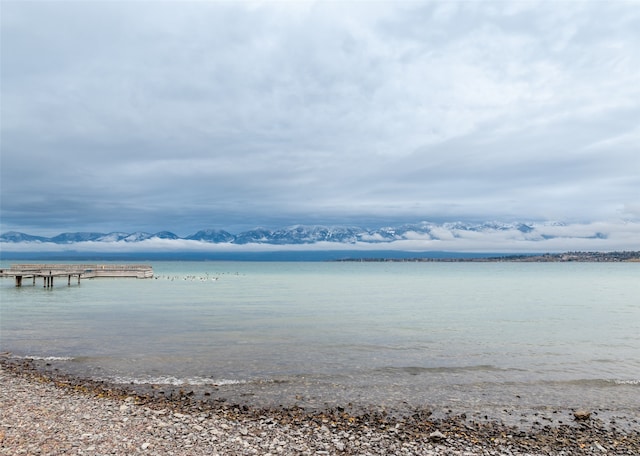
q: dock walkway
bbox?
[0,264,154,287]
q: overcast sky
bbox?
[2,0,639,238]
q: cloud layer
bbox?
[2,1,639,239]
[2,221,638,254]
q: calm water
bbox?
[1,261,639,416]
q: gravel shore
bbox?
[1,360,638,455]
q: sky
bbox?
[2,0,640,244]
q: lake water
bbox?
[1,261,639,420]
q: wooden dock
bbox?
[0,264,154,287]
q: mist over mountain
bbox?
[0,220,611,246]
[1,222,535,245]
[1,220,638,259]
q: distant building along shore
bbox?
[336,251,640,262]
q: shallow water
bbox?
[2,261,639,414]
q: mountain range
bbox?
[1,221,574,245]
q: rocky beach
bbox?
[1,358,638,456]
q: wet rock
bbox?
[574,410,591,421]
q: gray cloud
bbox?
[2,1,639,240]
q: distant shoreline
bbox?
[335,251,640,263]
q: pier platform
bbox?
[0,264,154,287]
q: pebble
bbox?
[1,360,639,456]
[574,409,592,421]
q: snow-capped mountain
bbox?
[0,231,49,243]
[233,228,273,244]
[152,231,180,240]
[96,232,130,242]
[49,232,107,243]
[122,232,153,242]
[0,221,567,245]
[2,221,634,256]
[185,229,235,243]
[263,225,364,245]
